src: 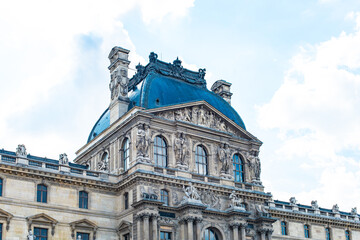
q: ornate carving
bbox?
[154,106,239,136]
[174,132,189,169]
[98,153,108,172]
[228,191,244,209]
[201,190,220,209]
[289,197,297,206]
[311,200,319,210]
[16,144,27,157]
[109,68,129,100]
[181,182,202,204]
[255,204,270,217]
[136,123,151,163]
[59,153,69,165]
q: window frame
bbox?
[325,227,331,240]
[0,222,2,240]
[345,230,351,240]
[195,145,208,175]
[153,136,168,167]
[124,192,129,210]
[34,227,48,240]
[160,189,169,206]
[233,154,244,182]
[79,191,89,209]
[160,231,172,240]
[37,184,48,203]
[77,232,90,240]
[304,224,310,238]
[122,138,130,171]
[281,221,287,236]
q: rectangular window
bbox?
[37,184,47,203]
[34,227,48,240]
[281,221,287,235]
[326,228,331,240]
[0,223,2,240]
[304,225,310,238]
[124,192,129,210]
[0,178,3,197]
[160,231,172,240]
[79,191,88,209]
[346,230,351,240]
[123,233,130,240]
[77,232,90,240]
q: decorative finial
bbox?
[149,52,158,63]
[173,57,182,67]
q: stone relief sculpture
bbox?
[217,143,232,177]
[136,123,151,163]
[16,144,27,157]
[201,190,221,209]
[27,230,34,240]
[97,155,108,172]
[181,182,202,204]
[109,68,129,100]
[228,191,245,210]
[154,106,238,136]
[255,204,269,217]
[140,186,158,200]
[311,200,319,210]
[174,132,189,170]
[246,152,261,183]
[59,153,69,165]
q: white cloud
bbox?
[258,13,360,209]
[0,0,194,160]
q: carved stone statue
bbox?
[136,123,151,161]
[198,106,208,126]
[311,200,319,210]
[351,207,357,215]
[198,68,206,79]
[332,204,339,213]
[229,191,244,209]
[98,153,108,172]
[218,143,232,175]
[16,144,27,157]
[289,197,297,205]
[140,186,158,200]
[77,235,82,240]
[246,152,261,181]
[109,68,129,100]
[27,230,34,240]
[174,132,189,168]
[59,153,69,165]
[182,182,201,204]
[255,204,269,217]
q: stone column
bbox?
[181,220,186,240]
[267,229,273,240]
[232,225,239,240]
[187,218,194,240]
[137,218,142,240]
[259,230,266,240]
[152,215,158,240]
[196,218,202,240]
[240,223,247,240]
[143,215,150,240]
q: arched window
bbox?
[37,184,47,203]
[160,189,169,206]
[281,221,287,235]
[233,154,244,182]
[154,136,167,167]
[195,145,207,175]
[304,224,310,238]
[79,191,88,209]
[346,230,351,240]
[0,178,3,197]
[122,138,130,171]
[325,228,331,240]
[204,228,220,240]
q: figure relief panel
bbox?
[153,105,241,136]
[174,132,190,170]
[244,150,262,185]
[135,123,151,163]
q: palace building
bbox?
[0,46,359,240]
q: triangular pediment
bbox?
[0,208,13,220]
[145,101,260,142]
[70,219,97,229]
[26,213,57,225]
[117,220,132,232]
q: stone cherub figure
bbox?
[27,230,34,240]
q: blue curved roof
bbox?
[88,55,246,143]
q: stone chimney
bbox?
[211,80,233,104]
[108,46,130,125]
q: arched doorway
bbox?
[203,227,220,240]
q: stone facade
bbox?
[0,46,358,240]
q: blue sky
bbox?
[1,0,360,210]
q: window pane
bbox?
[154,136,167,167]
[77,232,90,240]
[34,227,48,240]
[195,146,207,175]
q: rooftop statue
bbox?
[16,144,27,158]
[59,153,69,165]
[289,197,297,205]
[332,204,339,213]
[351,207,358,215]
[311,200,319,210]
